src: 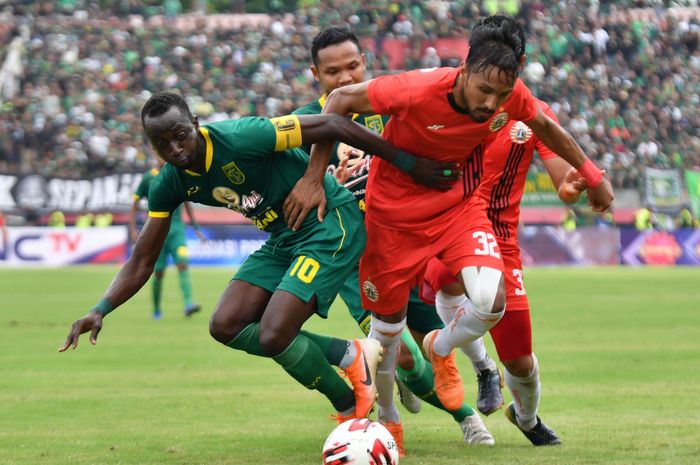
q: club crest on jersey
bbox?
[362,280,379,302]
[364,115,384,135]
[213,187,241,210]
[222,162,245,185]
[489,112,509,132]
[510,121,533,144]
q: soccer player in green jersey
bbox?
[130,158,206,319]
[59,91,460,423]
[293,27,495,453]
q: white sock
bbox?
[433,304,503,356]
[436,291,494,372]
[505,353,541,431]
[338,340,357,370]
[369,316,404,424]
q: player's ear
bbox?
[518,54,527,71]
[192,115,199,128]
[311,65,320,82]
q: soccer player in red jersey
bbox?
[284,16,613,424]
[421,97,588,446]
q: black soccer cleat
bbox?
[476,366,504,415]
[504,402,561,446]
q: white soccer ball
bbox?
[322,419,400,465]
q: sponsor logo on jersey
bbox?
[362,279,379,302]
[509,121,533,144]
[222,162,245,185]
[426,124,445,131]
[187,185,201,196]
[364,115,384,135]
[252,208,278,230]
[212,187,261,214]
[489,112,509,132]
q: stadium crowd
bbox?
[0,0,699,191]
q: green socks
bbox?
[228,324,354,413]
[151,275,162,313]
[179,268,193,307]
[397,332,475,421]
[299,330,350,367]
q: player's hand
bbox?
[586,176,614,213]
[284,176,327,231]
[334,150,365,184]
[58,311,104,352]
[410,158,462,191]
[558,167,588,204]
[334,157,353,184]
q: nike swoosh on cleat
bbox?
[361,354,373,386]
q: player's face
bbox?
[143,106,200,169]
[312,41,366,94]
[458,64,516,123]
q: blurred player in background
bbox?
[422,97,592,446]
[59,91,459,423]
[293,27,494,454]
[130,157,206,319]
[284,16,613,442]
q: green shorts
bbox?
[234,202,365,318]
[154,227,188,272]
[339,273,444,336]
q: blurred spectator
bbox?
[635,205,657,230]
[47,209,65,228]
[561,207,577,231]
[74,212,93,228]
[94,212,114,227]
[675,206,698,228]
[0,0,697,198]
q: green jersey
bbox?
[134,168,184,226]
[147,115,354,233]
[293,95,389,212]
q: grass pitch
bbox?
[1,266,699,465]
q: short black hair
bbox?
[466,15,526,83]
[311,26,362,67]
[141,91,192,126]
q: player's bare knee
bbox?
[502,354,534,377]
[209,310,247,344]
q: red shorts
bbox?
[359,198,504,314]
[489,310,533,361]
[421,244,530,312]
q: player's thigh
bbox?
[338,265,372,336]
[406,286,444,334]
[501,247,530,311]
[278,202,366,318]
[489,310,532,362]
[359,219,429,314]
[209,278,272,342]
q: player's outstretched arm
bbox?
[526,107,614,212]
[58,216,171,352]
[541,158,588,204]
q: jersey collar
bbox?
[318,93,360,121]
[186,127,214,176]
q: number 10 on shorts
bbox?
[290,255,320,283]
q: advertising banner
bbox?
[645,167,683,208]
[684,169,700,218]
[519,226,620,265]
[0,172,143,214]
[184,225,268,267]
[0,227,127,266]
[520,171,562,206]
[620,228,700,265]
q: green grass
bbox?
[1,266,699,464]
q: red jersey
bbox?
[477,100,558,245]
[366,67,538,230]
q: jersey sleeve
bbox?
[219,116,304,157]
[146,167,185,219]
[367,73,413,120]
[508,79,539,123]
[534,102,560,161]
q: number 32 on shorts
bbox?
[472,231,501,259]
[290,255,320,283]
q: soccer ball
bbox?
[322,418,400,465]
